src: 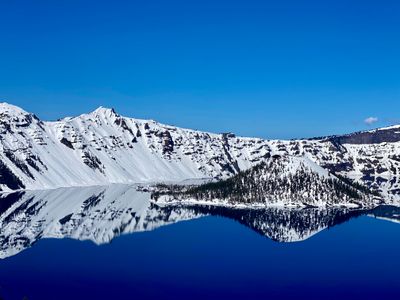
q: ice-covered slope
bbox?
[0,102,400,201]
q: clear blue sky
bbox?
[0,0,399,139]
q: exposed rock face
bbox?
[60,137,74,149]
[330,126,400,145]
[0,159,25,190]
[161,130,174,155]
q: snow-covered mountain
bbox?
[0,102,400,202]
[0,103,270,191]
[0,184,387,258]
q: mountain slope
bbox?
[153,156,379,208]
[0,102,271,191]
[269,126,400,201]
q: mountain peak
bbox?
[0,102,30,116]
[90,106,119,118]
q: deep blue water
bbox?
[0,214,399,300]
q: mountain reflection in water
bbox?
[0,184,398,259]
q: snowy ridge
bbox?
[0,102,399,202]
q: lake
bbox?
[0,185,399,300]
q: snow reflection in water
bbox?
[0,184,398,259]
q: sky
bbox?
[0,0,399,139]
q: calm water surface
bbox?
[0,186,399,300]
